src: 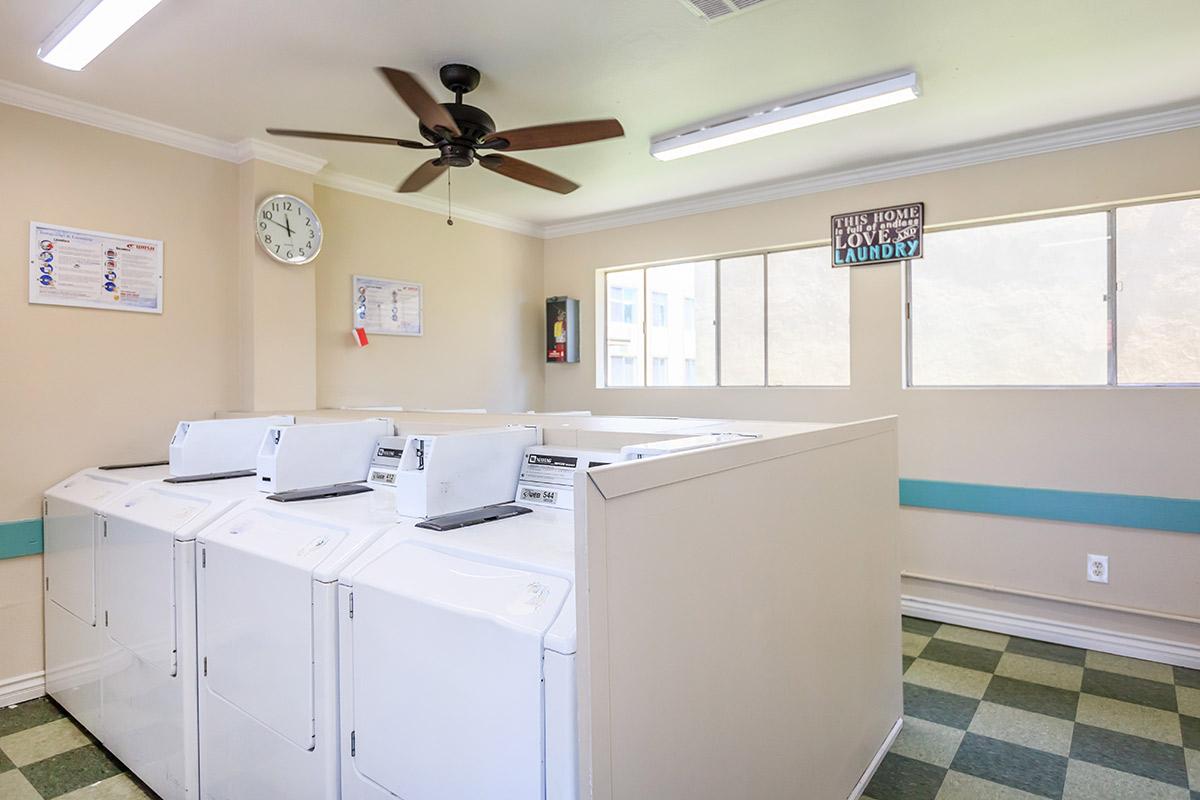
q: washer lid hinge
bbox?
[350,730,356,757]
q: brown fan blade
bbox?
[266,128,431,149]
[397,159,448,193]
[378,68,461,137]
[477,154,579,194]
[482,119,623,151]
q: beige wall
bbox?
[543,127,1200,641]
[0,104,243,685]
[238,161,319,411]
[313,186,545,412]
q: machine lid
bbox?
[46,465,169,506]
[355,541,571,637]
[104,479,257,540]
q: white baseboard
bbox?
[847,716,902,800]
[0,671,46,706]
[902,595,1200,670]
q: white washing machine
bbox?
[98,473,265,800]
[42,416,294,737]
[43,461,172,734]
[195,484,398,800]
[194,426,538,800]
[337,445,616,800]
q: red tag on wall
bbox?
[352,327,369,348]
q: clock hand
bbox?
[266,217,290,234]
[284,215,293,238]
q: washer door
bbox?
[349,542,570,800]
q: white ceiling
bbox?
[3,0,1200,227]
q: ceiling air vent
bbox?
[677,0,778,21]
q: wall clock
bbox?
[256,193,322,265]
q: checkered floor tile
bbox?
[0,697,154,799]
[4,617,1198,800]
[869,616,1200,800]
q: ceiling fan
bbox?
[267,64,624,195]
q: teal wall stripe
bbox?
[4,480,1196,559]
[0,518,44,560]
[900,479,1200,534]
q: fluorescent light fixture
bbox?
[37,0,165,71]
[650,72,919,161]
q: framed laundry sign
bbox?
[831,202,924,267]
[353,275,422,336]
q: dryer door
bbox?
[349,542,571,800]
[199,509,345,750]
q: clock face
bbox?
[256,194,322,265]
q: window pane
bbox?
[718,255,765,386]
[645,261,716,386]
[605,269,644,386]
[767,247,850,385]
[910,214,1109,386]
[1116,198,1200,384]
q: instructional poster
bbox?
[353,275,422,336]
[29,222,163,313]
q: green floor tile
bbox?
[967,701,1075,757]
[1181,715,1200,750]
[0,699,65,738]
[1083,668,1179,713]
[864,752,947,800]
[1069,723,1189,788]
[933,625,1009,652]
[891,716,965,769]
[949,732,1068,799]
[994,652,1084,692]
[1005,636,1087,667]
[1086,651,1176,685]
[18,744,123,799]
[904,617,943,637]
[904,683,981,730]
[0,745,12,774]
[1062,759,1191,800]
[982,675,1080,722]
[1075,693,1183,746]
[920,639,1004,674]
[904,655,916,674]
[1174,667,1200,690]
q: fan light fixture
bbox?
[650,72,919,161]
[37,0,165,71]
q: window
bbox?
[605,270,644,387]
[651,357,669,384]
[600,245,849,387]
[718,256,766,386]
[1115,197,1200,384]
[645,261,716,386]
[768,247,850,386]
[908,213,1110,386]
[609,356,638,386]
[609,284,637,324]
[651,292,668,327]
[907,197,1200,387]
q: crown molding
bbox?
[0,78,239,161]
[0,79,326,175]
[314,170,543,237]
[234,138,327,174]
[543,102,1200,238]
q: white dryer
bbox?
[43,461,171,734]
[336,446,615,800]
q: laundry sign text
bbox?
[831,202,924,267]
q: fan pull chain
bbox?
[446,170,454,226]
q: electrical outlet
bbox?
[1087,554,1109,584]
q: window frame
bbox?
[599,242,850,389]
[903,197,1200,389]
